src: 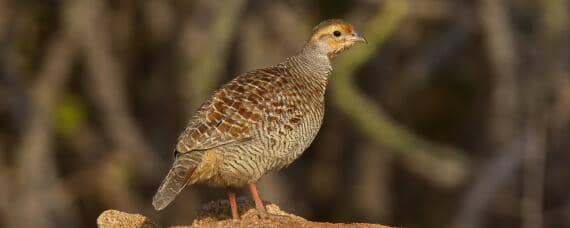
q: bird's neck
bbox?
[287,47,332,80]
[283,47,331,102]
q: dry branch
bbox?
[481,0,519,147]
[12,32,78,228]
[64,0,161,178]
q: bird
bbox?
[152,19,366,219]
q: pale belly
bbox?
[206,110,324,188]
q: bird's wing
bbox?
[175,66,292,153]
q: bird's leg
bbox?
[247,182,291,220]
[226,189,240,219]
[248,182,266,212]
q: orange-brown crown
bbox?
[305,19,366,58]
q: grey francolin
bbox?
[152,19,366,219]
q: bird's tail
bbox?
[152,153,199,210]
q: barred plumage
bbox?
[152,19,366,218]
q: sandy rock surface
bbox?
[97,198,392,228]
[97,210,159,228]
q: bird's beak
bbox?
[350,32,367,44]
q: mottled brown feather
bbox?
[175,65,301,153]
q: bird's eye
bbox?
[333,31,341,37]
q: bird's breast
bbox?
[259,94,325,171]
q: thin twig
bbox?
[521,1,569,227]
[481,0,519,146]
[522,114,547,228]
[453,142,523,228]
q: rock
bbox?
[98,198,392,228]
[97,210,160,228]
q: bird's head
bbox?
[305,19,367,59]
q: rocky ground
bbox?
[97,198,393,228]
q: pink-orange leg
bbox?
[226,190,240,219]
[248,182,266,212]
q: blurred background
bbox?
[0,0,569,227]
